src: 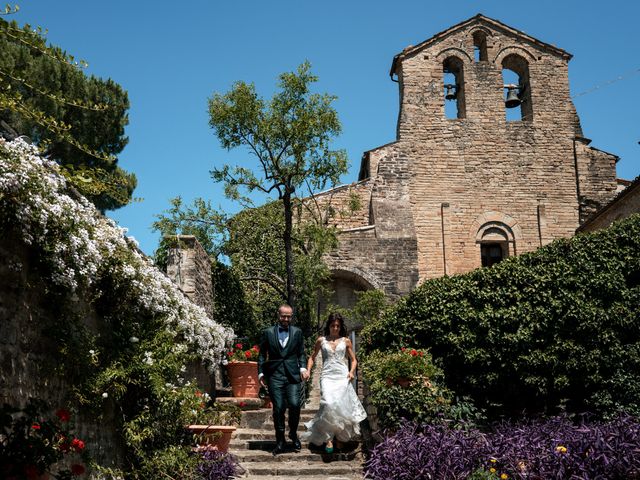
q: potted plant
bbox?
[365,348,437,388]
[186,394,241,453]
[224,343,260,398]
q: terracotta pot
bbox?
[386,377,412,387]
[227,361,260,398]
[187,424,236,452]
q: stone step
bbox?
[239,460,363,477]
[240,409,317,429]
[232,447,363,463]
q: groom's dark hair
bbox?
[323,313,348,338]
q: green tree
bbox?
[207,61,348,312]
[0,9,135,210]
[152,197,339,340]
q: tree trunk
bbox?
[282,190,296,310]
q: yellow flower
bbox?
[556,445,567,454]
[490,459,497,463]
[490,468,496,473]
[500,474,508,480]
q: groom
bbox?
[258,304,309,455]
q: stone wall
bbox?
[574,138,620,224]
[0,229,219,469]
[0,232,125,468]
[578,178,640,233]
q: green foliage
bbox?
[208,61,348,310]
[362,214,640,419]
[327,289,388,331]
[0,14,135,210]
[361,348,453,428]
[137,445,198,480]
[152,197,226,258]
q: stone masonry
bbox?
[319,14,619,310]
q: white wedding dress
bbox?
[301,337,367,445]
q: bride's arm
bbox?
[306,337,322,372]
[345,338,357,380]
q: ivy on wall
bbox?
[362,213,640,419]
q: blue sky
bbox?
[12,0,640,255]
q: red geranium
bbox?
[71,464,85,476]
[71,438,85,452]
[55,408,71,422]
[410,349,418,356]
[31,424,40,430]
[227,342,259,361]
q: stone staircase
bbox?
[225,360,365,479]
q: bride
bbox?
[301,313,367,453]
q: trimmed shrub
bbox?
[361,214,640,418]
[364,415,640,480]
[361,348,454,428]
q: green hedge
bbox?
[361,214,640,418]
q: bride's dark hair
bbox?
[323,312,348,338]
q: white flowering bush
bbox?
[0,138,233,366]
[1,138,236,475]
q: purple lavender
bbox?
[196,449,240,479]
[364,415,640,479]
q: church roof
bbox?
[390,14,572,77]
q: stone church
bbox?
[318,14,621,310]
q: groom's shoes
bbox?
[289,434,302,451]
[272,440,286,456]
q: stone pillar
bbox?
[166,235,214,319]
[165,235,220,394]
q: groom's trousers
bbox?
[268,374,302,441]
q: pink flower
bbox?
[235,343,243,349]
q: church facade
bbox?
[319,14,619,311]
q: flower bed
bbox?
[364,415,640,479]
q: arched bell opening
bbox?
[443,56,466,119]
[501,54,533,121]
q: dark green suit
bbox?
[258,324,306,443]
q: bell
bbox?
[505,85,521,108]
[444,84,457,100]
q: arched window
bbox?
[472,31,488,62]
[443,57,466,119]
[501,54,533,121]
[476,223,515,267]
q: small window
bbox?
[472,31,488,62]
[477,224,511,267]
[481,243,506,267]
